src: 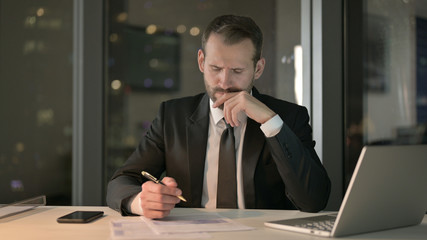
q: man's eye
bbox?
[233,69,243,74]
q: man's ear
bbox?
[254,57,265,79]
[197,49,205,73]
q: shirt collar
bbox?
[209,99,225,125]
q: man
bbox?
[107,15,331,219]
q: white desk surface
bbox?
[1,206,426,240]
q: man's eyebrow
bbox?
[208,64,245,70]
[209,64,222,68]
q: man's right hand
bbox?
[131,177,182,219]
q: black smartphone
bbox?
[57,211,104,223]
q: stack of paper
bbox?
[110,213,254,239]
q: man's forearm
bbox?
[267,123,331,212]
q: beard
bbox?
[204,77,255,110]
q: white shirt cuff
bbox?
[128,193,144,215]
[260,114,283,137]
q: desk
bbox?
[1,206,426,239]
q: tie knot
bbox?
[223,118,232,130]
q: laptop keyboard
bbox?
[292,215,336,232]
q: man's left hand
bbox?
[213,91,275,127]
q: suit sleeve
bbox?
[106,102,167,215]
[266,106,331,212]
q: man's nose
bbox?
[218,70,232,89]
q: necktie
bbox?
[216,119,237,208]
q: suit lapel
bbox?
[186,94,210,207]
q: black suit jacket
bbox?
[107,88,331,214]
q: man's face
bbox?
[198,33,265,107]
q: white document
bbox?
[110,218,210,239]
[142,213,254,234]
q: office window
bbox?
[0,0,73,204]
[345,0,427,187]
[104,0,304,193]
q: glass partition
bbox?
[345,0,427,187]
[0,0,73,204]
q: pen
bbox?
[141,171,187,202]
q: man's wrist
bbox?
[128,193,144,215]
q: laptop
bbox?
[264,145,427,237]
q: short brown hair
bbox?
[201,15,263,65]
